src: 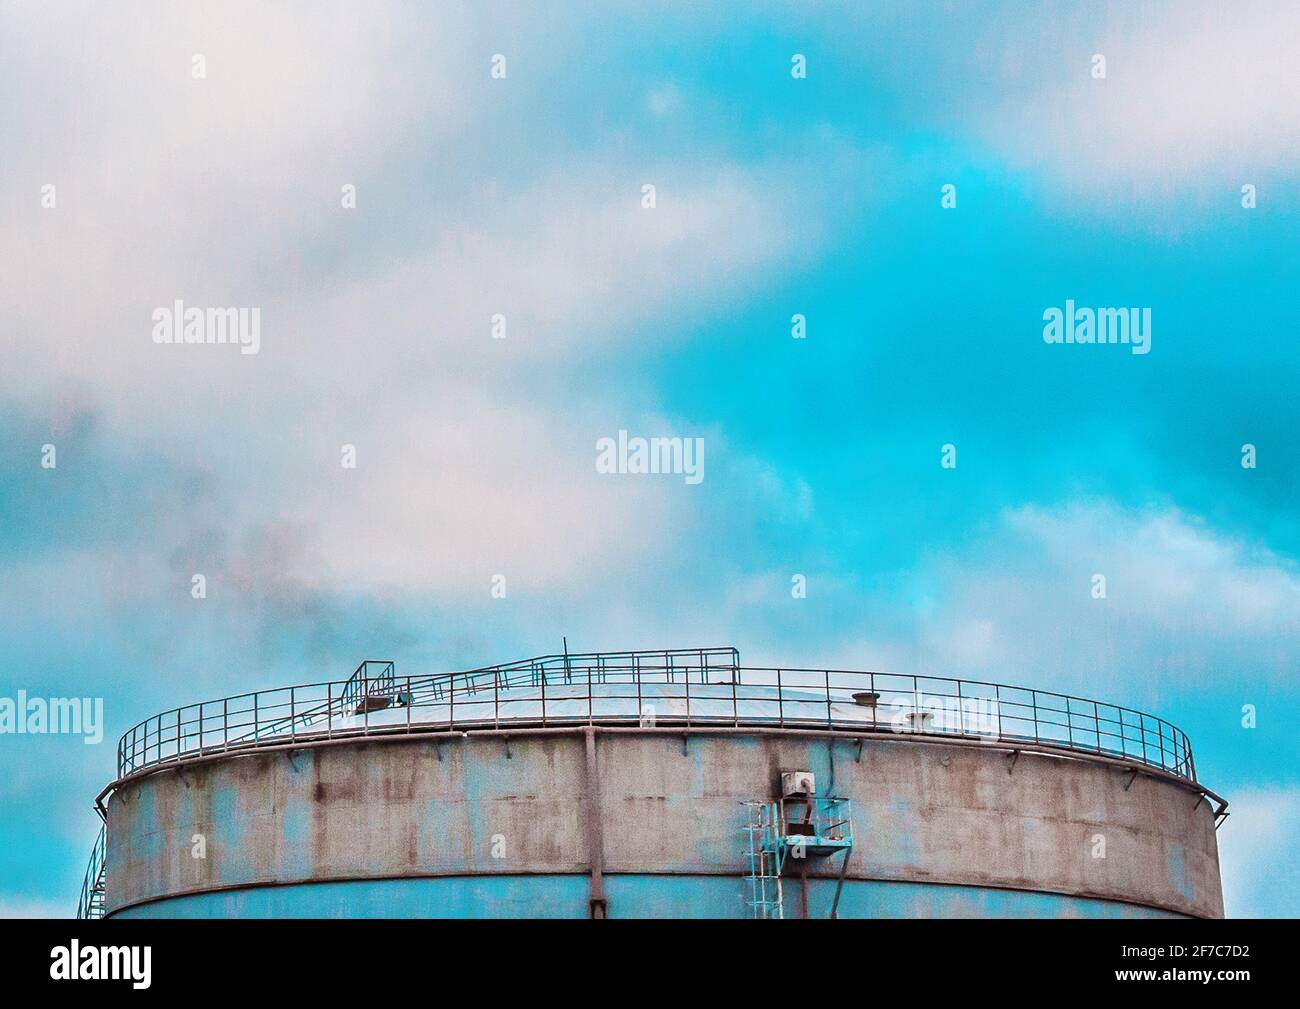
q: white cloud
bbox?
[1218,786,1300,917]
[981,1,1300,203]
[1,3,844,600]
[897,502,1300,697]
[10,151,820,598]
[2,3,462,299]
[302,396,695,593]
[708,500,1300,705]
[806,1,1299,212]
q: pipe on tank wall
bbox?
[584,727,607,919]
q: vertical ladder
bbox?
[742,801,784,918]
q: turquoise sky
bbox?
[1,1,1297,917]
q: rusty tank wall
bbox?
[102,727,1224,918]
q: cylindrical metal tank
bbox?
[90,649,1228,919]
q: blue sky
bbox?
[1,1,1298,916]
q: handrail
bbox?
[110,646,1200,787]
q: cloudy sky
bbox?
[1,0,1297,917]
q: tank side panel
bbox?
[108,875,1186,919]
[105,730,1223,917]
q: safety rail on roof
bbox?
[111,647,1199,786]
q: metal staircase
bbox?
[75,824,106,919]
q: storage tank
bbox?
[76,647,1227,918]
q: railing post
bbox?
[223,698,229,752]
[539,663,545,725]
[684,658,691,727]
[957,680,964,737]
[1093,700,1101,753]
[588,660,593,725]
[450,672,456,728]
[407,676,412,733]
[1031,690,1040,743]
[777,669,784,727]
[290,688,296,743]
[176,709,182,762]
[495,669,500,730]
[326,683,332,739]
[635,654,642,725]
[825,669,832,728]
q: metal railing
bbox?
[112,647,1198,784]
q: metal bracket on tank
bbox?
[681,733,689,756]
[855,738,864,763]
[503,737,512,760]
[1122,768,1139,791]
[1195,792,1231,830]
[284,749,303,773]
[1005,749,1020,775]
